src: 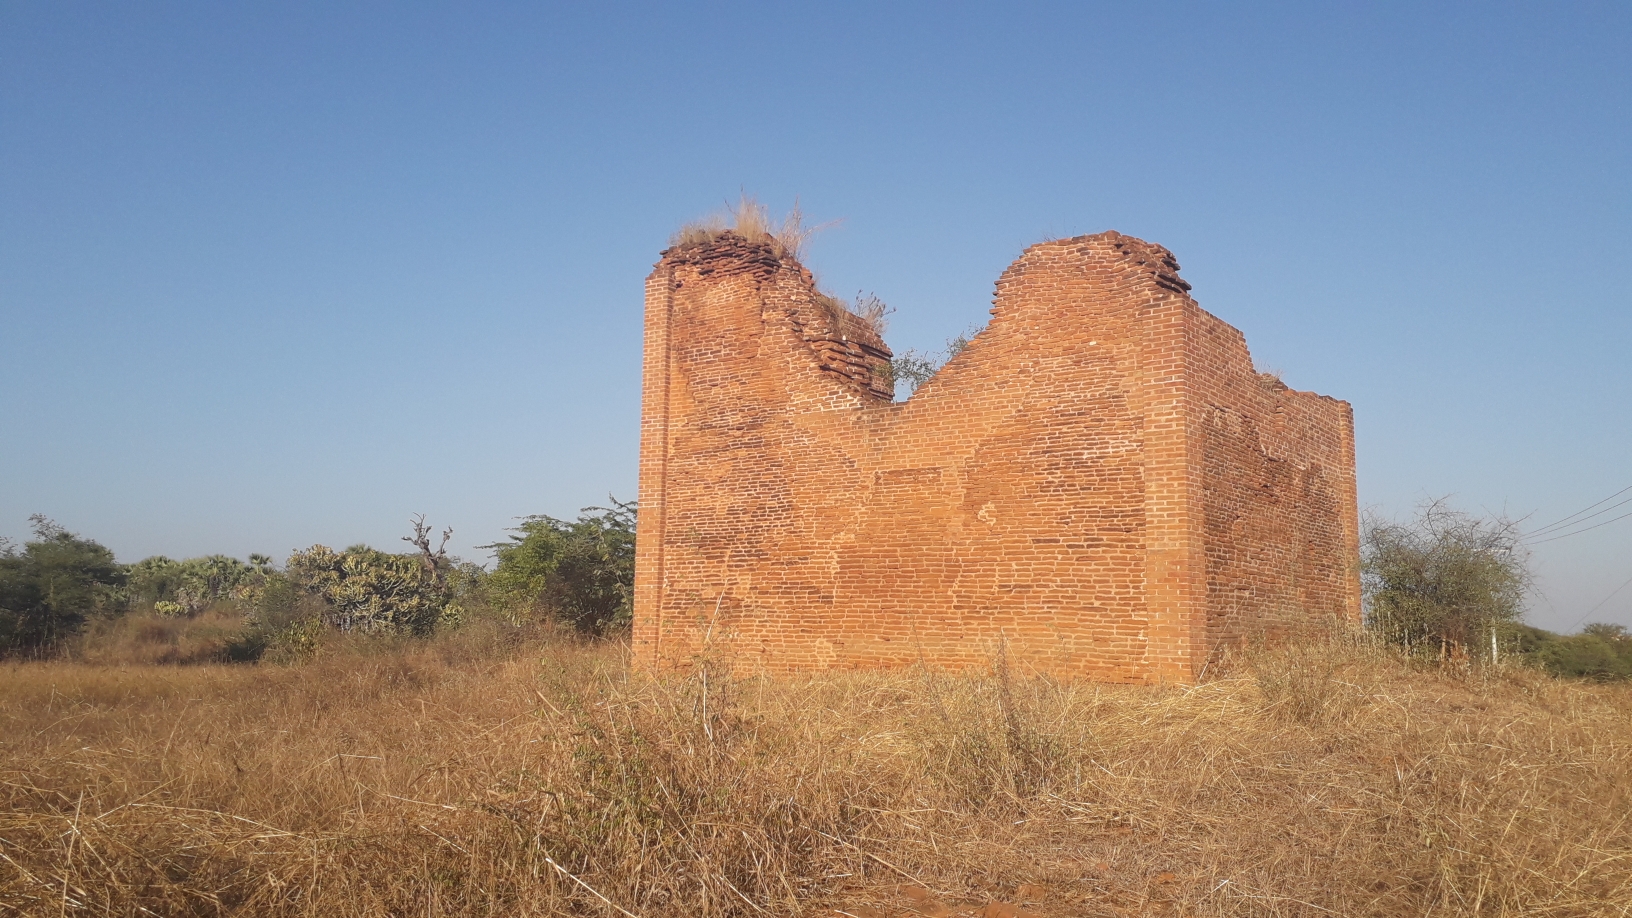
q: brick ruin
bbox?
[632,230,1359,683]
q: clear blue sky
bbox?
[3,2,1628,632]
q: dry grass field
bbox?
[2,632,1630,917]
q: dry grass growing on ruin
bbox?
[668,196,895,338]
[2,635,1630,917]
[669,195,825,262]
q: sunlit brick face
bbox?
[633,231,1359,683]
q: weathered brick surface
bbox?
[633,231,1359,682]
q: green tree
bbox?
[1547,623,1632,680]
[888,327,978,397]
[285,543,454,636]
[0,516,126,653]
[1363,499,1530,660]
[1509,623,1632,681]
[125,556,186,607]
[485,500,635,634]
[127,553,271,615]
[1582,622,1630,642]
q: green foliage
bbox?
[1583,622,1631,641]
[1363,499,1530,660]
[0,516,126,653]
[223,570,331,662]
[887,350,941,394]
[0,506,630,661]
[284,544,456,636]
[1510,623,1632,681]
[438,561,491,629]
[127,553,275,615]
[484,500,635,634]
[888,326,979,398]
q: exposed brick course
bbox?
[633,231,1358,682]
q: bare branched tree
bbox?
[403,514,452,588]
[1363,498,1530,661]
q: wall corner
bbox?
[631,263,673,669]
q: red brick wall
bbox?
[633,231,1359,683]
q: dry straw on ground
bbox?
[1,633,1629,917]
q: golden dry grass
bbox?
[669,196,894,339]
[670,195,825,262]
[72,608,253,666]
[1,635,1629,917]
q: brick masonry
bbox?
[633,230,1359,683]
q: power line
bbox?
[1527,507,1632,545]
[1525,493,1632,540]
[1564,572,1632,633]
[1526,483,1632,538]
[1531,483,1632,533]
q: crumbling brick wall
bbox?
[633,230,1358,682]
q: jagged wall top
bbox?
[635,226,1361,681]
[659,230,895,402]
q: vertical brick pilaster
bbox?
[1337,403,1362,624]
[631,264,673,668]
[1137,299,1207,682]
